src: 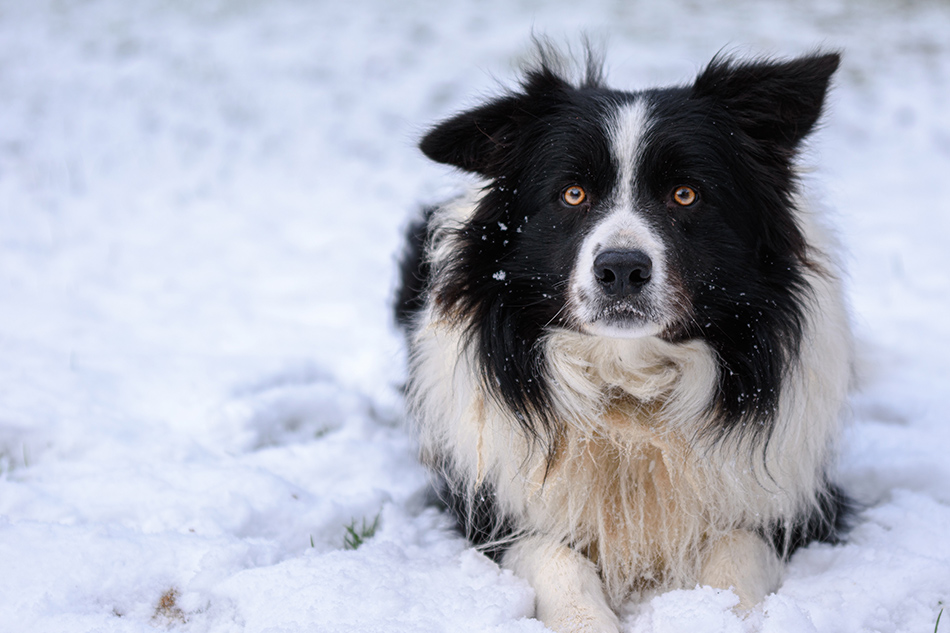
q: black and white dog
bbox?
[396,47,852,632]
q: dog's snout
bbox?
[593,249,653,296]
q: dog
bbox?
[395,46,852,633]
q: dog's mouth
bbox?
[599,301,650,320]
[576,298,667,339]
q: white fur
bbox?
[610,101,650,206]
[406,185,851,632]
[568,101,682,339]
[505,536,620,633]
[568,101,666,339]
[568,208,671,338]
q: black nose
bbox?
[593,249,653,296]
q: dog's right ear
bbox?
[418,95,522,176]
[419,66,572,176]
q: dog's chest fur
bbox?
[415,322,761,605]
[533,400,712,603]
[400,50,853,631]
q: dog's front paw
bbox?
[539,600,620,633]
[700,529,782,609]
[504,536,620,633]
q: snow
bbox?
[0,0,948,631]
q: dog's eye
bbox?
[562,185,587,207]
[672,186,698,206]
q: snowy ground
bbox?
[1,1,949,631]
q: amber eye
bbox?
[562,185,587,207]
[672,186,698,206]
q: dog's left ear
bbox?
[692,52,841,149]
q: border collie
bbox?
[396,46,852,632]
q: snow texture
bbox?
[0,0,948,631]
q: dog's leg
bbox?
[503,535,619,633]
[699,529,783,608]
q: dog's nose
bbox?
[593,249,653,296]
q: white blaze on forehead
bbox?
[591,98,658,252]
[568,98,672,337]
[609,99,651,209]
[589,98,664,254]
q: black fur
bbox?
[436,466,514,562]
[415,52,839,448]
[399,48,850,564]
[394,206,436,333]
[768,483,855,558]
[420,64,621,452]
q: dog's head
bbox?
[420,49,839,437]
